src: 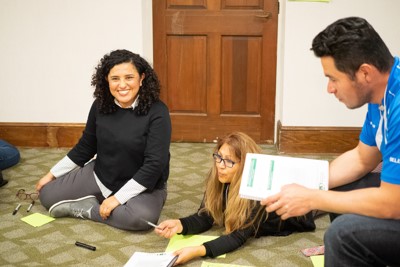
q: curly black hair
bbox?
[91,49,161,115]
[311,17,393,79]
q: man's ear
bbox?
[358,63,374,83]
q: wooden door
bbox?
[153,0,278,143]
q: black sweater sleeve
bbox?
[180,210,256,258]
[67,101,98,166]
[179,212,214,235]
[179,195,214,235]
[179,197,257,258]
[202,227,254,258]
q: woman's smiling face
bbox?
[107,62,144,108]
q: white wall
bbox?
[1,0,399,133]
[0,0,152,123]
[277,0,400,127]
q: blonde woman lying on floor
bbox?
[155,132,315,266]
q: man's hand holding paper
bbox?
[261,183,316,220]
[238,153,329,220]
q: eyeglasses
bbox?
[16,189,39,201]
[212,153,237,168]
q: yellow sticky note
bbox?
[166,235,226,258]
[201,261,252,267]
[310,255,324,267]
[21,213,55,227]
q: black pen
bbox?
[75,241,96,251]
[27,200,35,212]
[12,203,21,215]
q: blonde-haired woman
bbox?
[155,132,315,265]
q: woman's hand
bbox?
[173,245,206,266]
[99,196,120,220]
[36,172,55,191]
[154,219,183,238]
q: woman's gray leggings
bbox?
[39,161,167,231]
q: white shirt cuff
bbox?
[50,156,78,178]
[114,179,147,205]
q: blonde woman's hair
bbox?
[200,132,265,234]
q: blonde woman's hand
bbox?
[154,219,183,238]
[172,245,206,266]
[36,172,55,191]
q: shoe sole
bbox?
[49,195,97,216]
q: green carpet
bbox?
[0,144,333,267]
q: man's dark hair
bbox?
[92,49,161,115]
[311,17,393,79]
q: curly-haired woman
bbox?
[36,49,171,231]
[155,132,315,265]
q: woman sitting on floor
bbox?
[36,49,171,231]
[155,132,315,265]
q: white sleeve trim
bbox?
[114,179,147,205]
[50,156,78,178]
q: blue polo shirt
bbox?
[359,56,400,185]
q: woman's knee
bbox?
[109,213,151,231]
[121,205,159,231]
[39,184,57,209]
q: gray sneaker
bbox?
[49,195,98,219]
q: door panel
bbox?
[153,0,278,143]
[221,36,262,114]
[222,0,264,9]
[167,36,207,113]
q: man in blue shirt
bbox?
[261,17,400,266]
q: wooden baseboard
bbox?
[276,121,361,154]
[0,122,361,154]
[0,123,85,147]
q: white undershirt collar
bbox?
[114,96,139,110]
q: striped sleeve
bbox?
[50,156,79,178]
[114,179,147,204]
